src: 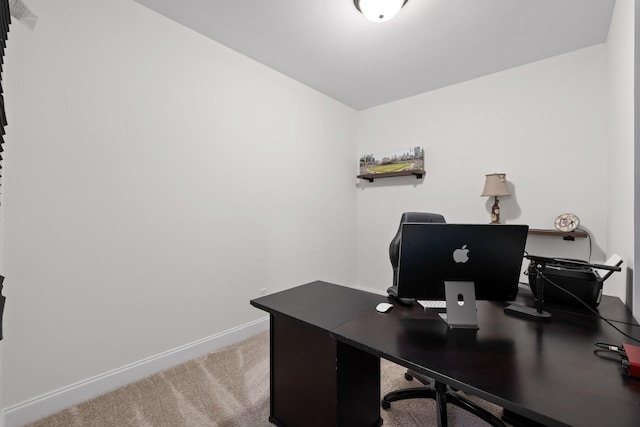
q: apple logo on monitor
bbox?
[453,245,470,263]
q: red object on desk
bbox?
[623,343,640,378]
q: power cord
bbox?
[531,265,640,345]
[602,317,640,327]
[575,228,593,262]
[594,342,626,354]
[593,341,640,378]
[593,342,627,363]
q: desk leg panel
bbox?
[337,341,382,427]
[270,314,338,427]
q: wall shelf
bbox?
[357,169,424,182]
[528,229,588,241]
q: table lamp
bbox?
[481,173,511,224]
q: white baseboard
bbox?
[2,316,269,427]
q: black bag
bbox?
[528,259,602,308]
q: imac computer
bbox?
[396,223,529,329]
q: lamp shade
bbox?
[354,0,408,23]
[481,173,511,197]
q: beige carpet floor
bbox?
[26,331,506,426]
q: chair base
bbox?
[381,372,506,427]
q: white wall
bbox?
[356,45,610,294]
[0,0,634,419]
[635,0,640,320]
[606,0,636,310]
[0,168,4,422]
[0,100,4,420]
[1,0,357,407]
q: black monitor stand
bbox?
[504,257,552,320]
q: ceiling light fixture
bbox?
[353,0,408,23]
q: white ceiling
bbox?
[133,0,616,110]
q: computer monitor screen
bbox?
[396,223,529,302]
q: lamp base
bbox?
[490,197,501,224]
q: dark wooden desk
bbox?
[251,281,387,427]
[251,281,640,427]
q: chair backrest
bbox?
[389,212,446,288]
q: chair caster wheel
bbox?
[404,373,414,381]
[381,399,391,410]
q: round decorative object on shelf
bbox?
[554,213,580,232]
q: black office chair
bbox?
[386,212,446,304]
[382,212,506,427]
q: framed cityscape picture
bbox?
[358,147,425,182]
